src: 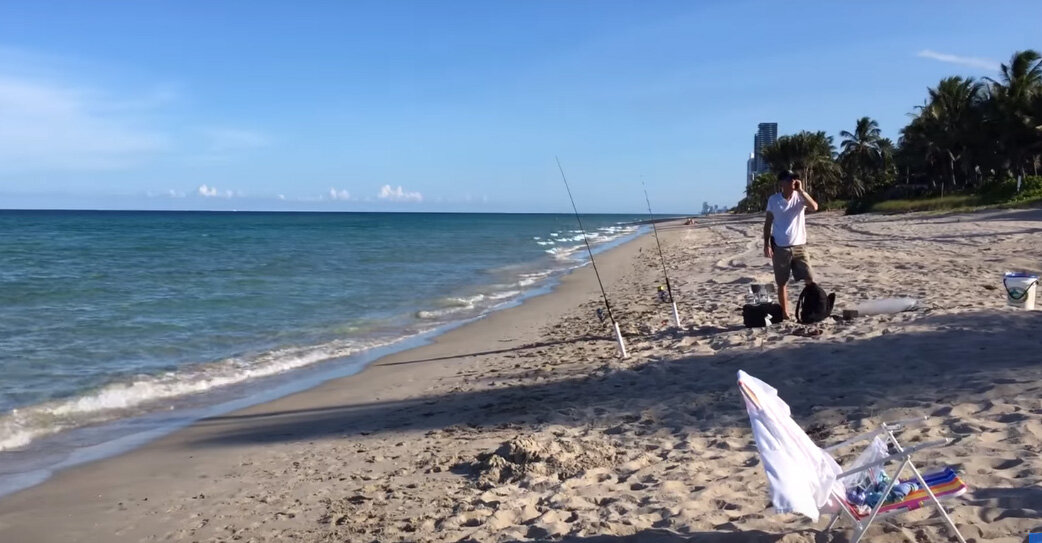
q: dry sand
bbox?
[1,207,1041,543]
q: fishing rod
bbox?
[642,179,682,328]
[555,157,628,359]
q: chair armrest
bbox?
[836,438,950,479]
[824,416,929,452]
[882,415,929,432]
[824,428,884,452]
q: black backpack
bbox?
[796,284,836,324]
[742,302,785,328]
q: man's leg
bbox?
[772,246,793,319]
[792,246,815,286]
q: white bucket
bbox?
[1003,272,1038,310]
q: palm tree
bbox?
[839,117,883,197]
[985,50,1042,180]
[895,76,985,194]
[877,137,897,186]
[987,49,1042,101]
[921,77,984,190]
[840,117,882,155]
[762,131,841,199]
[735,172,777,213]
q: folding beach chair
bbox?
[737,370,968,543]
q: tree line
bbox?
[736,49,1042,213]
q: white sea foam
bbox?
[443,295,485,307]
[417,287,524,320]
[518,271,551,287]
[541,223,639,261]
[488,290,521,301]
[415,308,461,319]
[0,337,402,452]
[546,245,583,260]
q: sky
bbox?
[1,1,1040,213]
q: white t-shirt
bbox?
[767,192,807,247]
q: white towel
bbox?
[738,370,845,521]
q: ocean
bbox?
[0,210,645,493]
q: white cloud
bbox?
[328,187,351,200]
[0,76,168,172]
[917,50,1000,72]
[377,184,423,203]
[278,194,286,200]
[195,185,241,198]
[167,189,185,198]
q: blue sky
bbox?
[1,1,1039,213]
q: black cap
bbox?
[778,170,796,181]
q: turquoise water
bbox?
[0,211,643,453]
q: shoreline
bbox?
[0,224,648,500]
[0,221,661,542]
[2,209,1041,542]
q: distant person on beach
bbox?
[763,170,819,319]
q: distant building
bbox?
[753,122,777,175]
[745,123,777,189]
[746,152,756,188]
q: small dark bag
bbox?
[742,303,784,328]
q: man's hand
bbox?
[764,245,773,259]
[792,178,819,211]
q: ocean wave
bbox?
[518,271,551,287]
[488,290,521,301]
[546,245,584,260]
[0,338,400,452]
[540,224,637,248]
[417,288,524,320]
[542,224,639,261]
[441,295,485,308]
[416,309,453,319]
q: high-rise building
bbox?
[752,122,777,175]
[746,152,756,188]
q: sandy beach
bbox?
[2,207,1041,543]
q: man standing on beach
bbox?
[763,170,819,319]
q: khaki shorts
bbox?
[772,244,814,286]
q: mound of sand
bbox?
[463,433,618,489]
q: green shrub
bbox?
[819,199,847,211]
[979,176,1042,203]
[870,195,981,213]
[849,176,1042,214]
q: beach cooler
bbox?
[1003,272,1038,310]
